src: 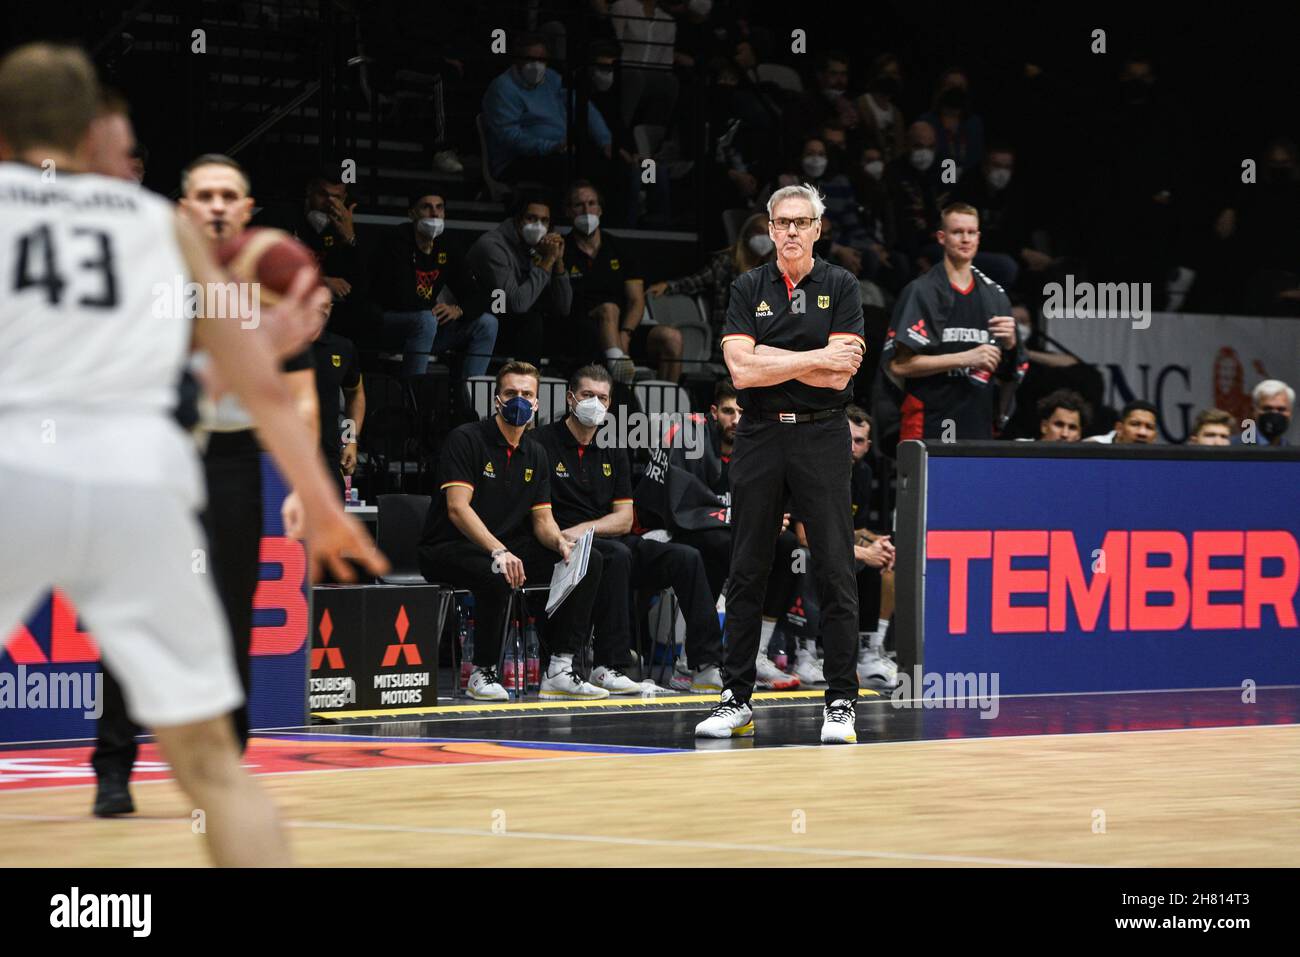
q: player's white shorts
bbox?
[0,462,243,729]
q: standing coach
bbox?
[694,183,866,744]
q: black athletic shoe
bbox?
[92,775,135,817]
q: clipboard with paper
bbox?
[546,527,595,617]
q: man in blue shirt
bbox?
[482,34,613,186]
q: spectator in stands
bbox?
[585,39,670,226]
[283,170,362,310]
[610,0,679,127]
[777,137,869,276]
[481,33,613,188]
[367,191,497,377]
[647,211,774,361]
[1188,408,1233,446]
[953,144,1055,291]
[919,68,985,175]
[846,143,908,293]
[532,363,724,693]
[255,168,363,339]
[1085,399,1158,444]
[418,361,609,702]
[465,193,571,367]
[1238,379,1294,447]
[791,51,860,144]
[1036,389,1089,442]
[674,0,727,68]
[310,303,364,494]
[886,120,942,263]
[588,41,634,168]
[855,66,905,163]
[562,180,682,382]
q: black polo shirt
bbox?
[720,257,865,414]
[564,231,641,317]
[421,417,552,548]
[311,331,361,463]
[531,417,633,529]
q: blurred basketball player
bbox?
[0,43,387,866]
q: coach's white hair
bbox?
[766,183,826,220]
[1252,378,1295,407]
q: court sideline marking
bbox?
[0,721,1294,796]
[0,810,1096,868]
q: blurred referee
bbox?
[693,183,866,744]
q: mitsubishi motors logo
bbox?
[311,610,344,669]
[381,606,422,667]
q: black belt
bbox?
[759,407,845,424]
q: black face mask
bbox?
[1258,411,1290,441]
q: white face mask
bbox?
[520,221,548,246]
[987,168,1012,191]
[592,68,614,92]
[863,160,884,180]
[416,217,445,239]
[802,155,828,178]
[1017,321,1032,344]
[910,148,935,171]
[573,213,600,235]
[520,60,547,87]
[306,209,330,233]
[747,234,775,255]
[572,396,608,428]
[688,0,713,16]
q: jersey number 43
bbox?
[12,223,119,310]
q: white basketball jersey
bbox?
[0,162,201,491]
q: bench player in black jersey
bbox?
[882,203,1026,441]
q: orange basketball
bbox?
[216,226,320,306]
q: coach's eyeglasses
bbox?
[772,217,818,231]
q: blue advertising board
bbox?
[898,444,1300,694]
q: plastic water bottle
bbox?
[525,617,540,690]
[343,473,352,506]
[460,597,475,686]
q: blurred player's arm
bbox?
[278,368,321,539]
[176,212,387,581]
[341,376,365,474]
[285,368,319,446]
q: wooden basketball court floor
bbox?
[2,686,1297,867]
